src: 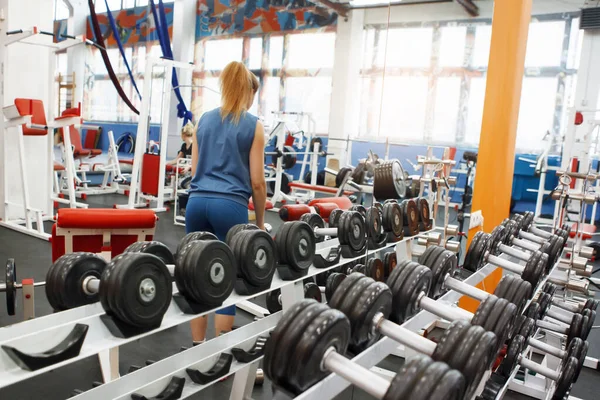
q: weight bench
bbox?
[51,208,157,262]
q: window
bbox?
[516,78,558,150]
[204,39,243,70]
[123,0,136,8]
[439,27,466,67]
[377,28,433,68]
[525,21,564,67]
[432,77,461,142]
[268,36,284,70]
[248,38,263,70]
[285,77,332,133]
[201,78,221,112]
[464,77,486,145]
[263,77,281,125]
[472,25,491,67]
[287,33,336,69]
[380,77,429,139]
[567,18,583,70]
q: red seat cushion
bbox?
[120,159,134,165]
[14,98,47,136]
[249,199,274,211]
[89,149,102,156]
[53,162,65,171]
[309,197,353,210]
[73,148,91,157]
[56,208,157,229]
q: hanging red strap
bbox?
[87,0,139,115]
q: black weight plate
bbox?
[263,299,315,382]
[335,167,353,188]
[584,298,599,311]
[552,357,577,400]
[463,330,498,395]
[46,253,80,311]
[348,280,392,352]
[518,317,535,340]
[522,250,543,286]
[300,213,326,243]
[237,230,276,287]
[502,220,520,245]
[511,279,533,315]
[498,334,525,378]
[304,282,322,303]
[186,237,219,302]
[386,259,412,293]
[580,314,591,340]
[266,289,282,314]
[373,202,383,213]
[383,355,432,400]
[342,211,367,252]
[328,209,343,229]
[270,301,326,387]
[489,225,506,255]
[225,224,249,248]
[543,282,557,297]
[565,337,583,364]
[522,211,534,231]
[286,306,350,393]
[387,261,423,322]
[124,241,175,265]
[382,202,403,238]
[429,249,458,298]
[349,204,367,217]
[537,292,551,317]
[351,162,366,185]
[373,159,407,200]
[448,325,485,388]
[177,231,218,258]
[463,231,486,272]
[5,259,16,315]
[325,273,346,302]
[105,253,172,328]
[567,313,584,344]
[401,199,419,236]
[328,272,366,311]
[351,264,366,274]
[365,258,385,282]
[471,295,498,328]
[490,300,517,346]
[525,302,541,320]
[98,252,128,317]
[173,241,199,299]
[383,251,397,280]
[364,207,382,240]
[574,340,588,383]
[511,214,525,230]
[419,245,445,270]
[582,309,595,336]
[417,197,432,231]
[275,221,293,265]
[427,368,467,400]
[493,275,515,300]
[187,240,235,306]
[57,253,108,310]
[409,359,451,400]
[393,263,432,323]
[285,222,316,271]
[432,320,471,364]
[336,275,373,320]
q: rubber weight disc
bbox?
[124,241,175,265]
[401,199,419,237]
[235,229,277,287]
[300,213,326,243]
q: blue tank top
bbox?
[189,108,257,206]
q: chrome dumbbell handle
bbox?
[518,230,546,245]
[551,299,582,314]
[536,318,569,335]
[487,253,524,275]
[512,237,540,252]
[529,226,552,239]
[498,243,532,262]
[314,227,338,237]
[527,337,564,359]
[375,313,437,355]
[518,354,561,381]
[418,293,474,322]
[443,275,488,302]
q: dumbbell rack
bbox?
[0,231,430,398]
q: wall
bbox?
[2,0,55,218]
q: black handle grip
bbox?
[6,30,23,35]
[60,33,77,40]
[131,376,185,400]
[186,353,233,384]
[1,324,88,371]
[39,30,54,37]
[231,336,268,363]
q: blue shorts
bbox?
[185,196,248,316]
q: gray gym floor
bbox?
[0,194,599,399]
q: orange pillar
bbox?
[460,0,532,312]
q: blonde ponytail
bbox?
[219,61,259,124]
[181,122,195,138]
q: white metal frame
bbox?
[173,157,191,226]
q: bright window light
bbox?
[288,33,336,69]
[204,39,243,70]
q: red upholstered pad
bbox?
[166,164,186,174]
[53,162,65,171]
[120,159,134,165]
[73,148,91,157]
[569,223,596,239]
[14,98,47,136]
[89,149,102,156]
[288,182,353,196]
[309,197,353,210]
[56,208,157,229]
[249,199,274,211]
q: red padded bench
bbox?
[51,208,157,262]
[288,182,352,196]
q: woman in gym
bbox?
[186,61,266,345]
[166,122,195,166]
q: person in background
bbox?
[167,122,195,166]
[186,61,266,344]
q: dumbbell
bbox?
[265,282,323,314]
[383,251,397,280]
[46,251,173,329]
[400,198,420,236]
[278,203,339,222]
[327,276,495,399]
[512,211,570,247]
[419,246,532,314]
[510,314,588,383]
[415,197,433,231]
[487,224,551,273]
[540,283,597,326]
[340,258,385,282]
[543,282,599,314]
[274,221,317,273]
[463,231,546,287]
[525,294,594,343]
[497,334,578,400]
[263,299,467,400]
[501,219,565,268]
[1,258,45,315]
[300,211,367,252]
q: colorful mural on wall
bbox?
[196,0,338,38]
[87,4,174,46]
